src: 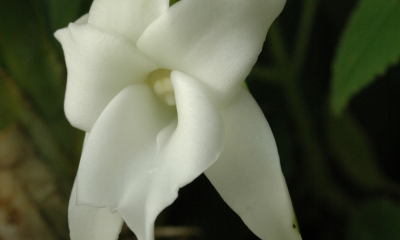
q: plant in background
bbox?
[55,0,300,240]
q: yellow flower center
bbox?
[148,69,176,106]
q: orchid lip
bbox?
[148,69,176,106]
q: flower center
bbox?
[148,69,176,106]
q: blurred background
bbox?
[0,0,399,239]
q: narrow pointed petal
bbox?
[89,0,169,44]
[54,23,157,132]
[137,0,286,105]
[205,88,301,240]
[69,181,124,240]
[76,73,224,240]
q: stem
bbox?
[292,0,320,76]
[263,0,354,212]
[285,81,355,213]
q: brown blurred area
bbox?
[0,125,69,240]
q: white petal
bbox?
[69,181,124,240]
[76,83,175,240]
[75,14,89,25]
[76,83,175,206]
[54,23,157,132]
[205,88,301,240]
[88,0,169,44]
[76,73,224,240]
[137,0,286,105]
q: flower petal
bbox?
[75,14,89,25]
[88,0,169,44]
[204,88,302,240]
[76,72,224,240]
[76,83,175,206]
[69,181,124,240]
[137,0,286,105]
[75,83,175,239]
[54,23,157,132]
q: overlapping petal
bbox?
[55,23,157,131]
[75,83,175,206]
[137,0,286,106]
[205,88,301,240]
[75,72,224,240]
[89,0,169,44]
[69,182,124,240]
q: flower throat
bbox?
[148,69,176,106]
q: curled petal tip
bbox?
[54,14,88,42]
[54,28,67,44]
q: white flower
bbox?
[55,0,301,240]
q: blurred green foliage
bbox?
[0,0,64,120]
[347,198,400,240]
[326,112,385,190]
[43,0,82,33]
[0,0,399,239]
[0,73,19,130]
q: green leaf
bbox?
[330,0,400,114]
[0,0,65,121]
[347,198,400,240]
[327,113,385,189]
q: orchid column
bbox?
[55,0,302,240]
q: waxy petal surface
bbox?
[205,88,302,240]
[76,72,224,240]
[89,0,169,44]
[137,0,286,105]
[55,23,157,132]
[69,182,124,240]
